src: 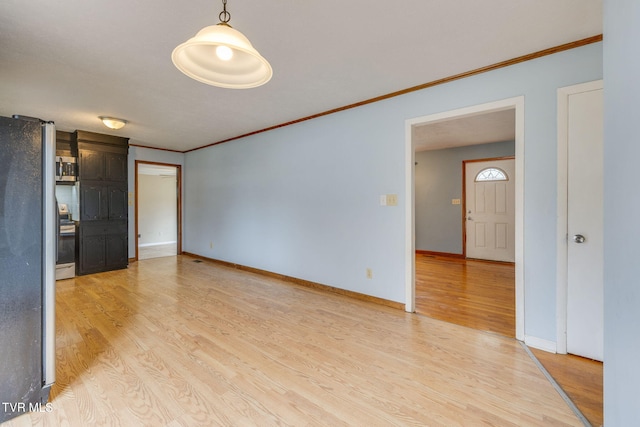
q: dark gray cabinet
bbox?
[106,152,127,182]
[80,183,107,220]
[79,149,127,182]
[79,149,104,181]
[79,183,127,221]
[75,130,129,276]
[108,185,128,219]
[79,227,106,273]
[105,231,128,268]
[78,222,128,275]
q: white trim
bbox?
[524,335,557,353]
[555,79,604,355]
[404,123,416,312]
[514,97,525,342]
[405,96,525,341]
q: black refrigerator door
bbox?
[0,116,46,422]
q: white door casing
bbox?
[135,161,183,261]
[556,80,603,361]
[465,159,516,262]
[405,96,524,342]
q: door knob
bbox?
[467,216,473,220]
[573,234,586,243]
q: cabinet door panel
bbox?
[79,149,105,181]
[105,233,128,268]
[108,186,128,220]
[80,234,105,273]
[80,184,108,220]
[105,153,127,182]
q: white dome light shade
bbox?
[99,116,127,130]
[172,23,272,89]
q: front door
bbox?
[465,158,515,262]
[566,85,604,361]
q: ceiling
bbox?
[0,1,602,152]
[413,108,515,152]
[138,164,177,176]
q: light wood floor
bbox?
[531,349,603,427]
[3,255,582,426]
[415,253,515,337]
[138,243,177,260]
[415,253,602,427]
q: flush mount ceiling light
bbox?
[171,0,272,89]
[99,116,127,130]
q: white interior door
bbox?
[465,158,515,262]
[566,86,604,361]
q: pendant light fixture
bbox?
[172,0,272,89]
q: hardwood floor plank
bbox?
[2,255,581,426]
[138,243,177,260]
[531,349,603,427]
[415,253,515,337]
[415,253,602,427]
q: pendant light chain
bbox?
[219,0,231,24]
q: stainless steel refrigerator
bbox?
[0,115,56,422]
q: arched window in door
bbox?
[475,167,508,182]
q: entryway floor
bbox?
[415,253,515,337]
[138,243,177,260]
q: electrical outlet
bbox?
[452,199,461,205]
[366,268,373,279]
[209,241,213,249]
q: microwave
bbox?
[55,156,77,182]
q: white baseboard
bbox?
[524,335,557,353]
[139,241,177,248]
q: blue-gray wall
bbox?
[603,0,640,424]
[415,141,515,254]
[184,42,602,345]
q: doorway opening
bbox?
[404,97,524,340]
[135,161,182,260]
